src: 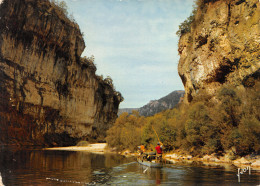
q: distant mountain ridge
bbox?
[119,90,185,116]
[117,108,138,116]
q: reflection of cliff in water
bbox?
[0,148,132,185]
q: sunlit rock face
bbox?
[178,0,259,103]
[0,0,122,146]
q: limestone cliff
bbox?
[178,0,259,103]
[0,0,123,146]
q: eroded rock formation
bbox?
[178,0,259,103]
[0,0,122,146]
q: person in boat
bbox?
[140,144,145,153]
[138,144,145,155]
[155,142,163,156]
[147,149,156,161]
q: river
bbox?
[0,148,259,185]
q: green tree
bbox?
[106,112,142,151]
[184,102,213,154]
[159,121,176,151]
[238,116,260,155]
[176,3,197,37]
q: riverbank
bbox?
[44,143,260,169]
[163,153,260,170]
[119,149,260,170]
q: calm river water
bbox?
[0,148,259,185]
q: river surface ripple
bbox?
[0,148,259,185]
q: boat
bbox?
[137,155,163,168]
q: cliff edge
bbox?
[0,0,123,146]
[178,0,259,103]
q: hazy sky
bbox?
[61,0,194,108]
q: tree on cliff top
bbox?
[50,0,76,23]
[176,2,197,37]
[50,0,68,15]
[176,0,217,37]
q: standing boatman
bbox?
[155,142,163,155]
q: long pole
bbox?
[152,125,162,144]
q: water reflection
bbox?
[0,148,133,185]
[0,148,259,185]
[142,167,166,185]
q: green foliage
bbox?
[83,55,95,64]
[217,86,242,127]
[159,121,176,151]
[50,0,68,15]
[82,55,97,72]
[176,14,195,37]
[176,0,216,37]
[238,117,260,155]
[185,103,211,146]
[141,123,153,146]
[50,0,76,23]
[106,112,143,151]
[104,76,113,86]
[107,83,260,156]
[176,2,197,37]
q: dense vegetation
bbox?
[106,82,260,156]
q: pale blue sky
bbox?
[62,0,194,108]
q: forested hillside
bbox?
[107,84,259,156]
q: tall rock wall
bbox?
[0,0,122,146]
[178,0,259,103]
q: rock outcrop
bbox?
[0,0,122,146]
[178,0,259,103]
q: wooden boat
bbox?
[137,155,163,168]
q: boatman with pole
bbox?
[152,126,163,156]
[155,142,163,155]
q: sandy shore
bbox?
[44,143,108,153]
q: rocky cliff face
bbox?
[0,0,122,146]
[178,0,259,103]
